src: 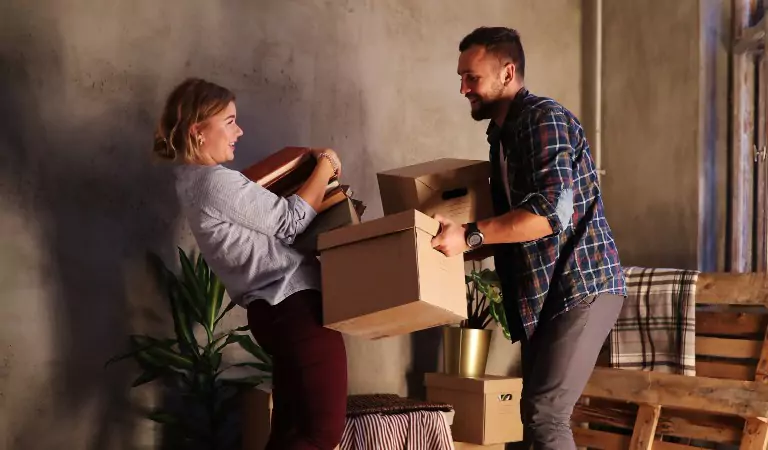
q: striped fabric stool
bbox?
[341,394,455,450]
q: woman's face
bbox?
[195,101,243,165]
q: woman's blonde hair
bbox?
[152,78,236,163]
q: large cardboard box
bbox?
[377,158,493,225]
[425,373,523,445]
[317,209,467,339]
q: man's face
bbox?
[457,45,508,121]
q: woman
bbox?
[153,78,347,450]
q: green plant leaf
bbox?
[214,301,238,328]
[169,283,199,358]
[221,375,266,387]
[211,353,222,372]
[234,325,250,332]
[232,334,272,365]
[230,362,272,372]
[141,345,195,370]
[147,411,179,425]
[132,370,162,387]
[175,279,204,322]
[490,301,512,341]
[208,276,225,329]
[178,247,208,320]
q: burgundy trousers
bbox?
[247,289,348,450]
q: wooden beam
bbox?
[696,360,756,380]
[630,404,661,450]
[697,311,767,337]
[754,317,768,382]
[573,403,635,430]
[729,0,757,272]
[696,273,768,305]
[654,442,703,450]
[584,367,768,417]
[740,417,768,450]
[696,336,763,359]
[572,427,629,450]
[574,400,744,444]
[756,57,768,273]
[733,15,766,54]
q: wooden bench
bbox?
[573,272,768,449]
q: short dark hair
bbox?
[459,27,525,78]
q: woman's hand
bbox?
[311,148,342,179]
[296,148,342,212]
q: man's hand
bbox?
[431,214,468,257]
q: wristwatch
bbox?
[465,222,484,249]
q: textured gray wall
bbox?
[0,0,582,448]
[599,0,729,271]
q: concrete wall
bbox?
[599,0,730,270]
[0,0,582,448]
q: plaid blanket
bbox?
[609,266,698,376]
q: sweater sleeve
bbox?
[196,167,317,244]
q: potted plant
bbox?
[106,248,272,450]
[443,267,510,378]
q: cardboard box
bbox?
[317,209,467,339]
[242,388,272,450]
[453,443,505,450]
[377,158,493,225]
[294,197,361,253]
[425,373,523,445]
[242,389,340,450]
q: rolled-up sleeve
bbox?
[512,109,574,236]
[201,170,317,244]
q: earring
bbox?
[198,134,204,146]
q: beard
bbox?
[467,83,505,121]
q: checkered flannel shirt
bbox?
[487,88,626,341]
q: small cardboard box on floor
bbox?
[453,443,505,450]
[376,158,493,225]
[317,209,467,339]
[425,373,523,445]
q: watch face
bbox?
[468,233,483,247]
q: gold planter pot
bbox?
[442,326,493,378]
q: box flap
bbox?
[318,209,440,251]
[378,158,488,180]
[424,372,523,394]
[416,163,490,192]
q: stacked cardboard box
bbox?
[243,151,494,340]
[315,158,494,339]
[425,373,523,446]
[376,158,493,225]
[241,147,366,253]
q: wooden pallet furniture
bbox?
[573,273,768,449]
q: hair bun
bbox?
[152,134,176,160]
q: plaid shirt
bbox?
[487,88,626,342]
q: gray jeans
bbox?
[509,293,624,450]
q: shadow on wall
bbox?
[0,10,180,450]
[0,3,372,449]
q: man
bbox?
[431,27,626,450]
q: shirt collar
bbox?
[486,87,529,142]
